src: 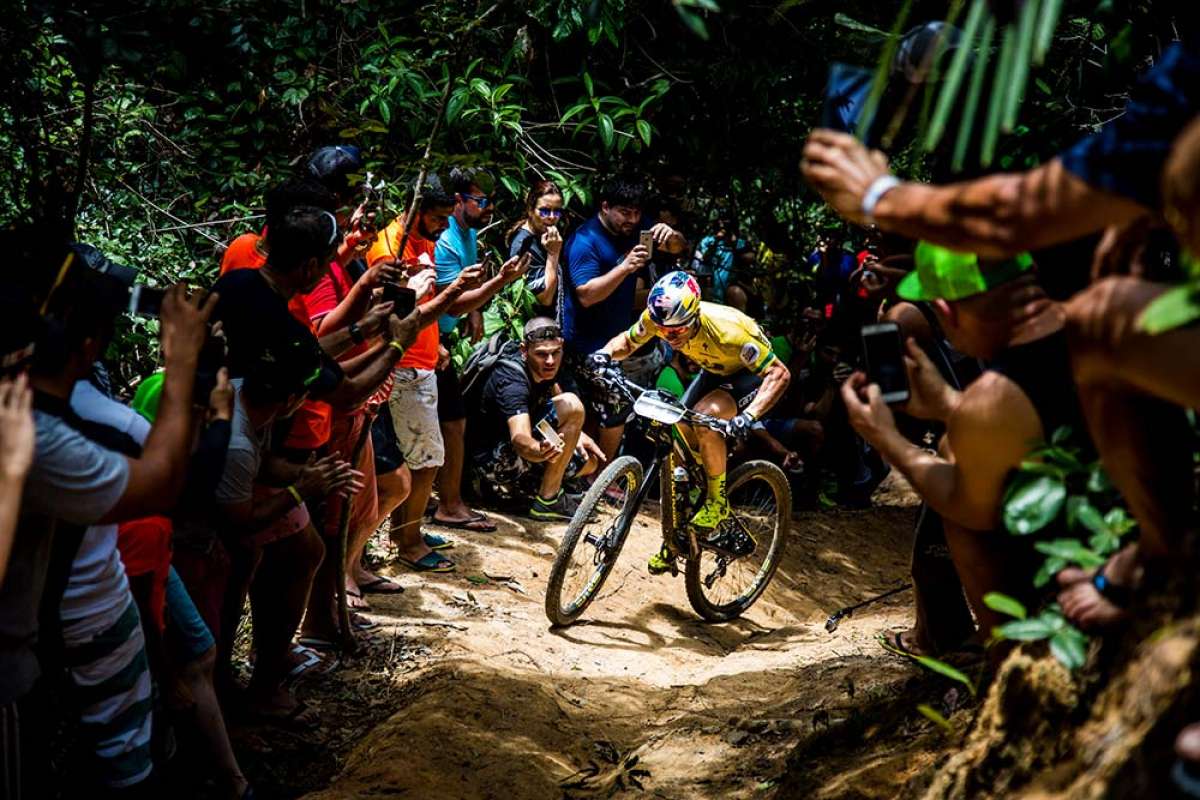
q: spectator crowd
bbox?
[4,27,1200,799]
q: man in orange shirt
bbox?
[363,177,463,573]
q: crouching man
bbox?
[464,317,604,520]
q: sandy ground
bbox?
[276,473,949,800]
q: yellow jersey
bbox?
[628,301,777,377]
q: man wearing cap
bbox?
[463,317,604,520]
[841,243,1088,654]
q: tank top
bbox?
[985,330,1092,454]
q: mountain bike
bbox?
[545,369,790,626]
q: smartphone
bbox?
[535,418,563,449]
[481,252,498,279]
[128,285,166,318]
[639,230,654,259]
[382,283,417,318]
[861,322,910,404]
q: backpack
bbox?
[459,332,524,400]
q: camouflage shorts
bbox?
[468,402,586,501]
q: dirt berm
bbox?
[302,478,963,799]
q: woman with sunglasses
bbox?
[508,180,565,318]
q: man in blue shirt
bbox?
[432,167,531,531]
[561,176,686,459]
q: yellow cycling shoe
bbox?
[690,498,731,530]
[647,544,675,575]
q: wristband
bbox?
[286,484,303,506]
[861,175,901,224]
[348,321,365,345]
[388,340,405,356]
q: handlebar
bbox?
[588,365,728,435]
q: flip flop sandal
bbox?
[429,512,497,533]
[351,612,379,632]
[296,635,339,652]
[285,644,323,680]
[398,551,456,573]
[251,700,320,731]
[423,532,454,550]
[359,576,406,594]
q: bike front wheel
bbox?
[544,455,644,627]
[685,460,790,622]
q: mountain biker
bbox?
[590,271,791,574]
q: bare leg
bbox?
[941,517,1034,663]
[393,466,442,565]
[354,465,411,585]
[596,423,625,464]
[1066,276,1198,563]
[248,525,324,707]
[538,393,585,500]
[434,418,477,522]
[691,389,736,478]
[179,647,248,798]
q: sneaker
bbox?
[690,497,730,530]
[529,490,580,521]
[647,543,675,575]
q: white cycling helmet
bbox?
[646,271,702,327]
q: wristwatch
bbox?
[348,321,365,345]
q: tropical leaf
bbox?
[1048,625,1088,670]
[1003,474,1066,535]
[983,592,1027,620]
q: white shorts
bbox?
[388,367,444,470]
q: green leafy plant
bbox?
[989,426,1137,670]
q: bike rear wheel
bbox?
[544,455,644,627]
[685,460,790,622]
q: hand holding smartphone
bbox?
[639,230,655,260]
[860,322,910,405]
[535,418,563,450]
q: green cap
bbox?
[896,241,1034,302]
[131,371,165,423]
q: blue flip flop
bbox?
[398,551,455,573]
[423,532,454,551]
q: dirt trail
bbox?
[301,477,940,800]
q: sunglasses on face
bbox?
[659,323,693,337]
[461,193,491,209]
[536,207,562,218]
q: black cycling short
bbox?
[680,368,761,412]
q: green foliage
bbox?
[992,426,1137,671]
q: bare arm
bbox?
[506,414,560,463]
[842,372,1039,530]
[745,360,790,420]
[600,331,639,361]
[101,286,215,523]
[576,246,647,308]
[801,130,1147,259]
[444,255,529,317]
[0,376,34,583]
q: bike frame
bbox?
[600,371,727,562]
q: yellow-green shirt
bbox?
[628,301,777,377]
